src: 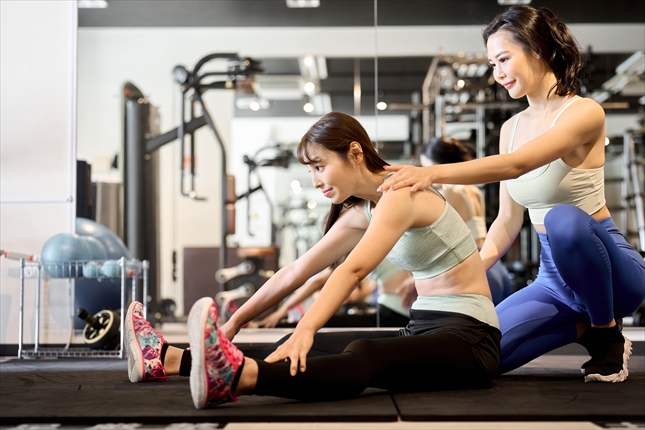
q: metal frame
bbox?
[124,54,262,302]
[17,258,148,359]
[622,130,645,252]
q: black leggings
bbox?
[252,310,501,401]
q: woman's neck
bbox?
[525,71,566,115]
[355,170,390,204]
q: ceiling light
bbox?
[303,81,316,94]
[286,0,320,8]
[376,102,388,110]
[236,97,270,110]
[303,102,315,113]
[299,56,328,80]
[78,0,108,8]
[497,0,531,5]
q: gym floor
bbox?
[1,327,643,429]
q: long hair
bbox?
[483,5,583,97]
[421,136,475,165]
[297,112,388,235]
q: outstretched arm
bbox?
[380,99,605,191]
[258,268,333,328]
[265,189,427,375]
[222,207,364,339]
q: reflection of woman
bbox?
[420,136,513,305]
[257,257,412,329]
[379,5,645,383]
[126,111,501,408]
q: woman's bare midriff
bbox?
[414,251,492,299]
[532,205,611,234]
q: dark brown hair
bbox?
[421,136,475,165]
[297,112,388,235]
[483,5,583,97]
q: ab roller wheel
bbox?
[77,308,121,350]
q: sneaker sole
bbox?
[125,301,145,383]
[188,297,214,409]
[584,336,632,383]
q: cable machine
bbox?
[123,53,262,318]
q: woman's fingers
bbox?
[377,167,417,192]
[264,344,287,364]
[264,340,307,376]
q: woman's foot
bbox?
[577,325,632,383]
[125,301,168,382]
[188,297,244,409]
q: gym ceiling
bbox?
[79,0,645,117]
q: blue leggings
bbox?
[496,205,645,374]
[487,257,513,306]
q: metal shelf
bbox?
[17,257,149,359]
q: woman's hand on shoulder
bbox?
[379,165,436,192]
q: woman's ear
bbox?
[348,141,364,161]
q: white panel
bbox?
[0,1,77,204]
[0,1,77,346]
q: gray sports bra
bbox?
[364,186,476,280]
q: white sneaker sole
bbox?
[584,336,632,383]
[125,301,144,383]
[188,297,214,409]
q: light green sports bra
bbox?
[364,186,476,280]
[505,98,606,225]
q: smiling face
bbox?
[306,145,356,205]
[487,30,543,99]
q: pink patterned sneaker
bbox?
[125,301,168,382]
[188,297,244,409]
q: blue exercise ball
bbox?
[82,261,104,278]
[79,236,108,261]
[102,260,122,278]
[41,233,92,277]
[76,218,131,260]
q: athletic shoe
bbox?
[188,297,244,409]
[577,325,632,383]
[125,301,168,382]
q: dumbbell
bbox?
[214,283,255,325]
[77,307,120,350]
[215,260,255,284]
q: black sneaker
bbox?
[577,325,632,383]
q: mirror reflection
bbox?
[74,1,644,337]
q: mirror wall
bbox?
[76,0,644,327]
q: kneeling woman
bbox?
[128,112,500,408]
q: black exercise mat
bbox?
[0,359,397,426]
[393,368,645,421]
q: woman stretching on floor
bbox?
[126,111,501,408]
[379,5,645,382]
[420,136,513,306]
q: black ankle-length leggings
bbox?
[253,310,501,401]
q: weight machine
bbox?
[123,53,262,319]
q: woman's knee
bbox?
[544,205,592,251]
